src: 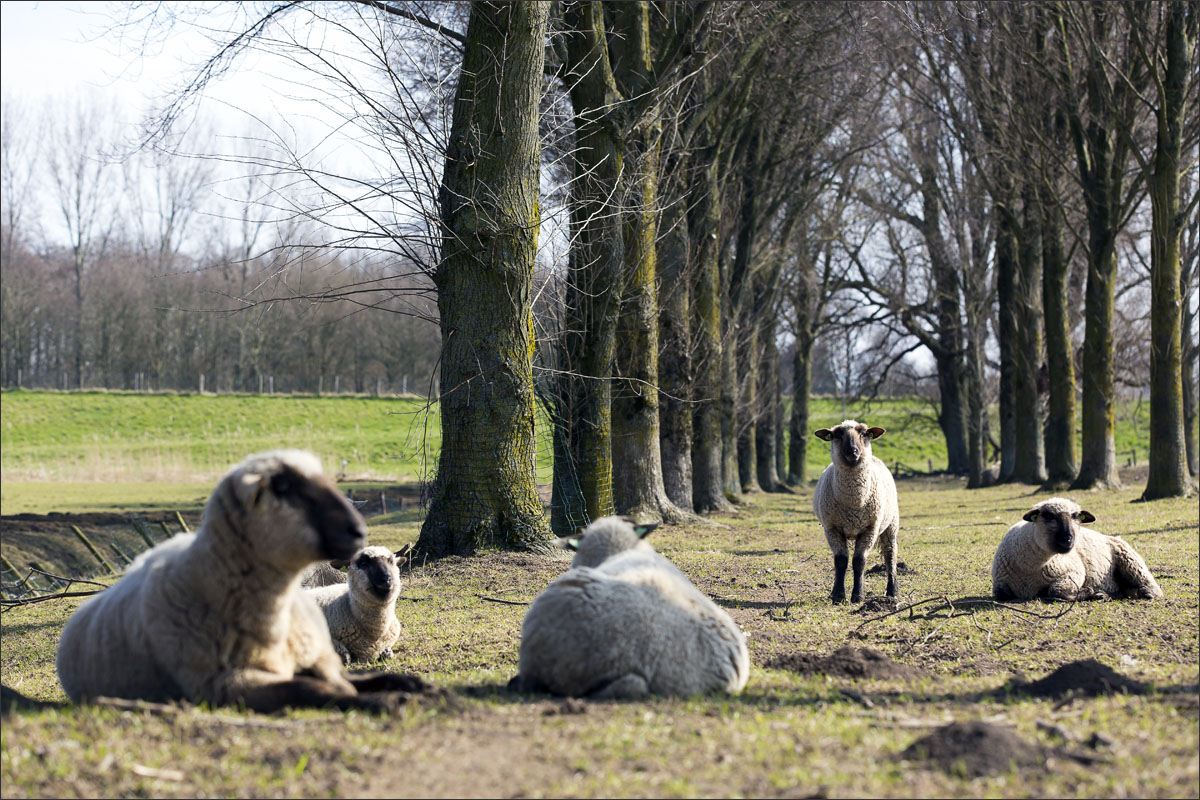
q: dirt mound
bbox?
[900,721,1045,777]
[853,596,900,614]
[1010,659,1148,699]
[765,646,924,680]
[866,561,917,575]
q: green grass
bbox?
[2,473,1197,797]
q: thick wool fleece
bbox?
[306,546,402,664]
[55,450,362,706]
[516,517,749,699]
[992,498,1164,601]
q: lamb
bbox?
[511,516,750,700]
[305,546,403,664]
[813,420,900,604]
[55,450,427,713]
[992,497,1164,602]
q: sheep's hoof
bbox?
[830,594,848,605]
[850,593,864,604]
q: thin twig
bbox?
[26,567,109,589]
[1,589,104,609]
[476,594,529,606]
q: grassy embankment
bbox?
[0,389,1162,514]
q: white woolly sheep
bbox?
[511,516,750,700]
[305,545,403,664]
[301,559,350,587]
[55,450,426,713]
[992,497,1164,602]
[813,420,900,604]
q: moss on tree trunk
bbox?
[418,0,552,558]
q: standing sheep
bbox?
[305,545,403,664]
[512,516,750,700]
[55,450,426,713]
[813,420,900,604]
[992,498,1164,602]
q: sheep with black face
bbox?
[992,498,1163,602]
[813,420,900,604]
[55,450,426,713]
[305,546,403,664]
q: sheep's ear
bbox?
[1079,510,1096,524]
[393,553,408,567]
[553,536,581,551]
[867,427,886,440]
[1023,508,1039,522]
[814,429,833,441]
[238,472,268,507]
[634,521,660,539]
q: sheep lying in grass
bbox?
[992,498,1164,602]
[305,546,403,664]
[813,420,900,604]
[301,559,351,587]
[511,516,750,700]
[55,450,426,713]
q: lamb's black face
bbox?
[1027,508,1083,554]
[269,464,367,560]
[356,552,398,600]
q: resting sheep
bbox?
[992,498,1164,602]
[301,559,351,587]
[55,450,426,713]
[512,516,750,700]
[813,420,900,604]
[305,546,403,664]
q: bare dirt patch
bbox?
[866,561,917,575]
[1007,659,1148,700]
[765,646,925,680]
[900,721,1045,777]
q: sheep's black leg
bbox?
[831,554,849,604]
[346,671,429,694]
[850,554,866,604]
[227,675,403,714]
[881,525,899,598]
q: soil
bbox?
[854,596,900,614]
[765,646,925,680]
[900,721,1045,777]
[866,561,917,575]
[1008,659,1148,699]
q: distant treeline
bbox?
[1,238,441,395]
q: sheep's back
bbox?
[520,566,747,697]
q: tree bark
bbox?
[609,1,688,522]
[995,206,1018,482]
[657,182,694,510]
[688,152,733,512]
[1142,2,1193,500]
[788,327,815,485]
[1011,187,1047,484]
[1040,188,1077,487]
[756,314,782,491]
[418,0,551,557]
[552,0,625,532]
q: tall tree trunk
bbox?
[1142,3,1193,500]
[788,327,815,485]
[689,155,734,512]
[719,243,744,504]
[1040,192,1078,487]
[609,1,686,522]
[1012,189,1047,484]
[553,0,625,531]
[657,183,694,510]
[995,208,1018,482]
[418,0,551,557]
[756,314,781,491]
[736,313,761,492]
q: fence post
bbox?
[376,378,382,396]
[318,375,323,396]
[71,525,116,573]
[174,511,191,534]
[110,543,133,566]
[402,375,408,395]
[259,374,264,394]
[0,554,33,593]
[132,520,158,548]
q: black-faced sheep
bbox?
[511,516,750,700]
[305,545,403,664]
[813,420,900,604]
[992,497,1164,602]
[55,450,426,713]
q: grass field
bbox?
[2,479,1196,798]
[1,390,1195,798]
